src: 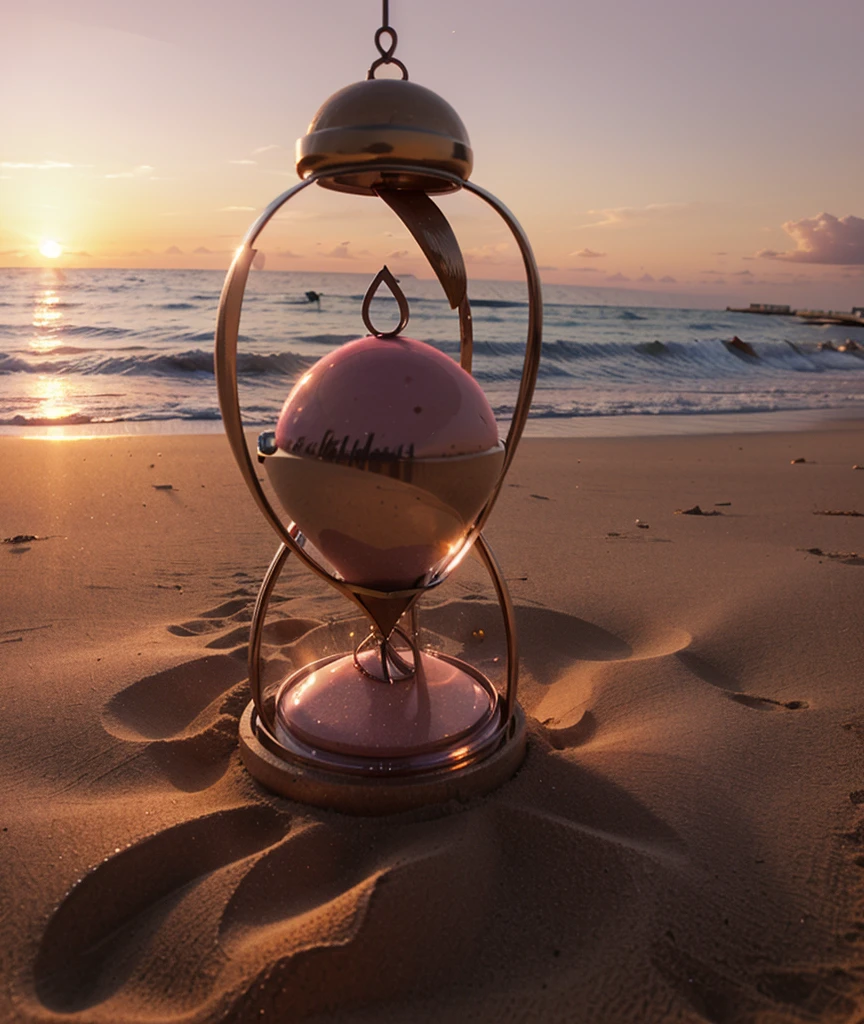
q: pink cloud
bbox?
[462,243,514,266]
[578,202,695,229]
[757,213,864,264]
[570,248,606,258]
[323,244,354,259]
[605,272,630,283]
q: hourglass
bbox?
[214,6,542,813]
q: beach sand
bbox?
[2,426,863,1023]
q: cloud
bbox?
[164,245,183,255]
[229,159,257,166]
[219,206,256,212]
[570,248,606,258]
[731,270,753,277]
[462,243,515,266]
[757,213,864,264]
[193,246,212,254]
[700,269,724,275]
[699,278,726,285]
[252,145,280,155]
[605,272,630,283]
[105,164,154,179]
[323,244,355,259]
[386,249,411,260]
[538,265,558,271]
[579,202,692,229]
[571,267,600,273]
[0,160,76,170]
[658,275,677,284]
[713,251,728,256]
[637,273,655,283]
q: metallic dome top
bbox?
[295,79,473,196]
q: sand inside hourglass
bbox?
[263,443,504,590]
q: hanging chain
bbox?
[367,0,408,80]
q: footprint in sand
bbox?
[167,596,258,638]
[33,806,503,1020]
[101,653,249,789]
[167,591,317,652]
[33,805,289,1014]
[101,582,325,789]
[674,650,809,712]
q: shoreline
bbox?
[2,404,863,441]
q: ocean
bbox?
[2,267,864,437]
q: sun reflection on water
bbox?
[26,277,85,425]
[32,376,79,424]
[31,285,63,353]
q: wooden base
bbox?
[238,701,527,816]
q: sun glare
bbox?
[39,239,63,259]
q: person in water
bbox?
[305,290,322,306]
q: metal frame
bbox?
[215,162,542,786]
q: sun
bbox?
[39,239,63,259]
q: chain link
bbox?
[367,0,408,80]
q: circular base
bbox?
[238,701,526,815]
[274,650,498,762]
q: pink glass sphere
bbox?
[266,335,503,591]
[275,334,498,459]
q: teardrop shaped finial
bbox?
[362,265,410,338]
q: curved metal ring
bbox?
[374,26,397,58]
[247,541,292,735]
[361,265,410,337]
[367,56,409,80]
[248,534,519,740]
[472,534,519,724]
[215,161,542,568]
[353,624,418,683]
[216,162,542,729]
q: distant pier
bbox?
[726,303,793,316]
[726,302,864,328]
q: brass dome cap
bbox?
[296,79,473,196]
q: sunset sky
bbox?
[2,0,863,308]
